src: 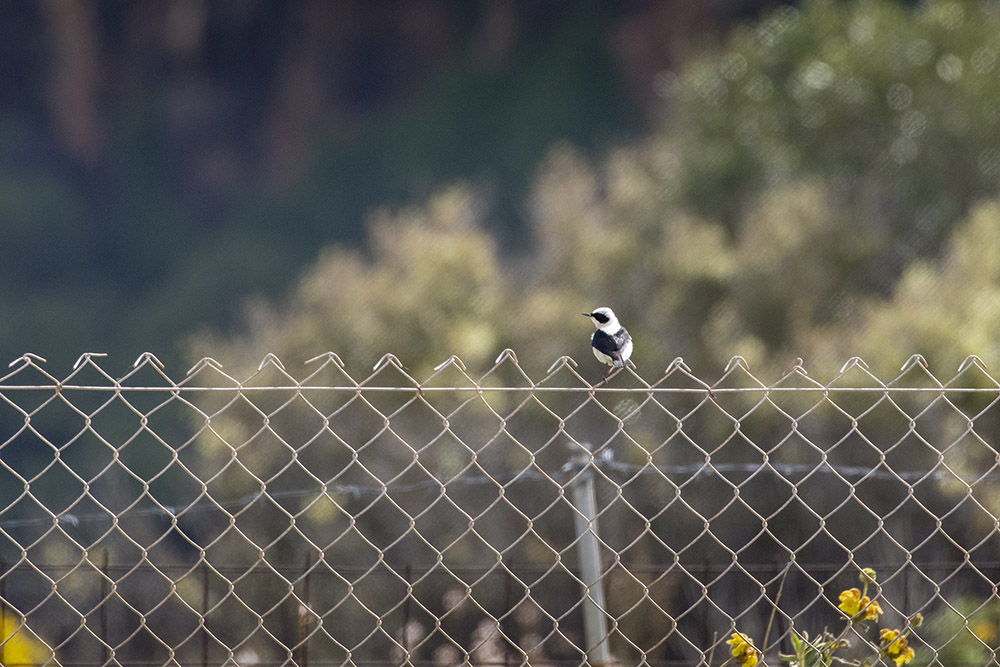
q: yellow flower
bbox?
[894,646,915,666]
[880,628,900,648]
[726,632,760,667]
[880,628,914,666]
[863,599,884,621]
[838,588,863,616]
[837,588,882,620]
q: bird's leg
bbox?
[593,366,615,387]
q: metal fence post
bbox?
[570,456,611,666]
[298,552,312,667]
[100,551,109,666]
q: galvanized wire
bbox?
[0,351,999,666]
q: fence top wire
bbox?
[1,351,998,392]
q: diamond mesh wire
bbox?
[1,351,999,666]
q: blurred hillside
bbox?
[1,0,777,370]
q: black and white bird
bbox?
[583,307,633,373]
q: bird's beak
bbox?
[582,313,591,317]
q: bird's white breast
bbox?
[592,345,615,365]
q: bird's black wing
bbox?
[592,329,623,362]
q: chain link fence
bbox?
[1,351,999,666]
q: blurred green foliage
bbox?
[919,597,1000,666]
[196,0,1000,383]
[676,0,1000,236]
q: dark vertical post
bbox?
[100,551,110,666]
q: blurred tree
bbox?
[805,200,1000,376]
[37,0,104,165]
[670,0,1000,295]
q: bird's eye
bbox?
[593,313,609,324]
